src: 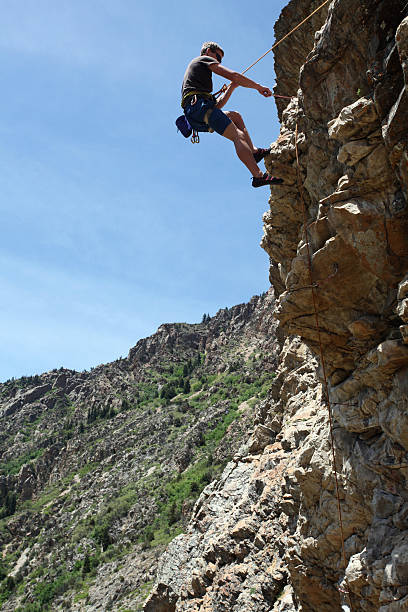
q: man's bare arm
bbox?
[209,63,272,97]
[215,83,238,109]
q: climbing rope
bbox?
[242,0,332,74]
[294,123,354,612]
[214,0,332,98]
[287,263,338,293]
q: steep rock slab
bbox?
[264,0,408,379]
[261,0,408,609]
[144,1,408,610]
[145,337,325,611]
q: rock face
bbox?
[145,337,320,612]
[1,2,407,610]
[0,291,279,611]
[146,1,408,611]
[263,1,408,605]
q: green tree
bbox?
[121,398,130,411]
[141,525,154,549]
[6,492,16,516]
[160,384,176,401]
[168,502,180,525]
[93,524,111,551]
[82,553,91,576]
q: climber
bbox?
[181,42,284,188]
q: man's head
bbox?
[200,42,224,63]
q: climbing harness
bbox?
[180,90,214,109]
[177,0,332,142]
[177,93,216,144]
[294,123,354,612]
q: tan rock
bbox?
[230,518,257,540]
[376,340,408,372]
[348,317,386,339]
[328,97,379,142]
[337,140,378,166]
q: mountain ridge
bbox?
[0,289,279,611]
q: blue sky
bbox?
[0,0,287,381]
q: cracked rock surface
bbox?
[146,1,408,610]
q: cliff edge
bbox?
[146,0,408,610]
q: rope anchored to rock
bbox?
[214,0,332,98]
[287,263,338,293]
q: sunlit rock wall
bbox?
[146,0,408,610]
[262,0,408,608]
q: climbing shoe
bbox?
[252,173,284,188]
[253,147,271,163]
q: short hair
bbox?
[200,42,224,56]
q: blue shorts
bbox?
[184,96,231,136]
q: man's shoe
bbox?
[252,173,284,188]
[253,147,271,163]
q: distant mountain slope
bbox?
[0,290,278,611]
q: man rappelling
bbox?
[180,42,283,188]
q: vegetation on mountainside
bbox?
[0,297,277,610]
[0,375,42,397]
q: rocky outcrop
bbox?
[2,2,407,610]
[0,291,279,611]
[145,337,320,612]
[273,0,330,120]
[266,0,408,608]
[146,1,408,611]
[264,0,408,378]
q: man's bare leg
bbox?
[224,111,256,154]
[222,122,262,177]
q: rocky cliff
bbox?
[1,1,407,610]
[0,292,279,611]
[146,0,408,610]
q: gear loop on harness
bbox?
[180,0,331,144]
